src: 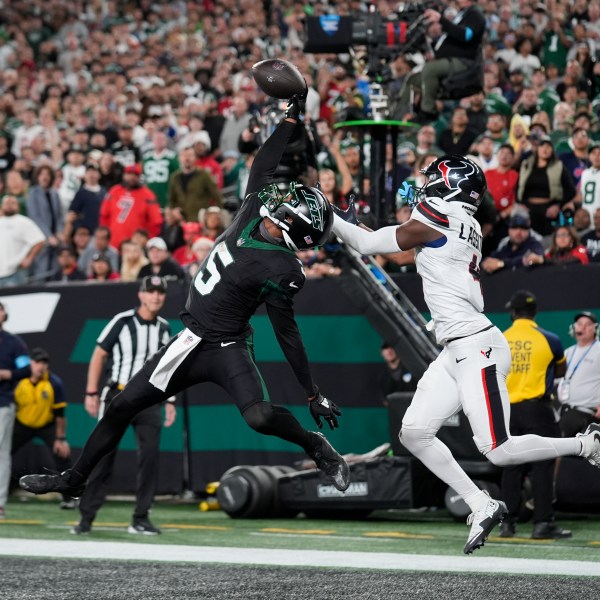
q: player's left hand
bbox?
[285,83,308,120]
[309,388,341,430]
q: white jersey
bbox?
[411,197,491,345]
[579,167,600,217]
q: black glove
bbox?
[309,387,341,430]
[330,193,360,225]
[285,85,308,120]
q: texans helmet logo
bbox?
[438,160,476,190]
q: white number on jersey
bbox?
[194,241,234,296]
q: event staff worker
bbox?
[0,301,30,519]
[399,0,486,123]
[558,312,600,436]
[12,347,73,509]
[501,290,571,540]
[72,276,176,535]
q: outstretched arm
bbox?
[332,214,443,255]
[245,118,298,196]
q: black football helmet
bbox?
[258,181,334,250]
[419,154,487,214]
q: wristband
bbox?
[56,436,66,441]
[85,391,98,396]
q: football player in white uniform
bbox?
[332,154,600,554]
[578,143,600,218]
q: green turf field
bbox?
[3,495,600,563]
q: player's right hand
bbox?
[331,194,360,225]
[285,84,308,120]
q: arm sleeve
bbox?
[50,374,66,415]
[266,301,315,396]
[245,120,298,196]
[11,336,31,381]
[440,8,485,44]
[332,215,402,254]
[97,316,124,352]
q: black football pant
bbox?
[70,336,315,485]
[501,399,561,524]
[78,387,162,523]
[12,421,72,499]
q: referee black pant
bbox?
[501,399,561,525]
[78,387,162,523]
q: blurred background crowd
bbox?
[0,0,600,289]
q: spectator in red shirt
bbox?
[545,226,589,266]
[99,165,163,251]
[192,131,224,189]
[486,144,519,218]
[172,222,203,268]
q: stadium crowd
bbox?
[0,0,599,288]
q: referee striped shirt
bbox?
[97,309,172,386]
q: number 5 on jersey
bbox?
[194,241,234,295]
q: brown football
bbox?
[251,59,307,99]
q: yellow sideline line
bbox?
[488,536,555,544]
[161,524,230,531]
[261,528,335,535]
[0,520,44,525]
[364,532,434,540]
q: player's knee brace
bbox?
[399,426,435,454]
[243,401,275,434]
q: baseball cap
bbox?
[124,164,142,175]
[574,311,598,324]
[146,237,168,251]
[91,252,111,264]
[139,275,167,293]
[30,347,50,362]
[506,290,537,311]
[508,214,531,229]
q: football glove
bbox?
[309,387,341,430]
[285,85,308,120]
[330,193,360,225]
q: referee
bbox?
[72,276,176,535]
[500,290,570,540]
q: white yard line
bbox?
[0,538,599,577]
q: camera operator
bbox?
[398,0,486,124]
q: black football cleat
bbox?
[310,432,350,492]
[19,469,86,499]
[128,517,161,535]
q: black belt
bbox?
[446,324,494,344]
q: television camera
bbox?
[304,2,437,120]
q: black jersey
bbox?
[182,120,305,343]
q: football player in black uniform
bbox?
[19,93,350,497]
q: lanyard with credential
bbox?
[566,341,596,381]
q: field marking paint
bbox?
[1,538,599,577]
[364,532,434,540]
[260,528,335,535]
